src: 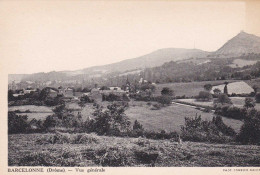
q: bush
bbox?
[90,103,131,136]
[80,95,94,103]
[255,93,260,103]
[196,91,213,102]
[133,120,144,130]
[214,105,246,120]
[244,97,255,108]
[181,114,236,143]
[102,93,129,102]
[161,87,174,96]
[8,112,30,134]
[154,96,172,106]
[214,93,232,105]
[237,108,260,145]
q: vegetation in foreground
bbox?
[8,133,260,167]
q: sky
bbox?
[0,0,258,74]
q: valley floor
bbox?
[8,133,260,167]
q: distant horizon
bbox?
[2,1,259,74]
[8,30,258,75]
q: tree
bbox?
[82,87,91,92]
[196,91,213,101]
[253,85,259,94]
[255,93,260,103]
[140,84,156,92]
[8,90,14,101]
[237,108,260,144]
[100,86,110,90]
[78,100,86,109]
[224,82,229,95]
[92,103,131,135]
[161,87,174,96]
[133,120,144,130]
[8,112,30,134]
[204,84,212,91]
[244,97,255,109]
[213,88,221,94]
[214,93,232,105]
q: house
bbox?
[13,90,24,97]
[64,87,74,98]
[211,81,254,95]
[49,89,58,98]
[23,88,36,94]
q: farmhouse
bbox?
[48,89,58,98]
[211,81,254,95]
[64,87,74,97]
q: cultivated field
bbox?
[8,105,53,112]
[8,133,260,167]
[8,105,53,120]
[125,101,242,133]
[177,97,260,111]
[229,59,257,68]
[154,80,239,97]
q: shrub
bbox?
[102,93,129,102]
[8,112,30,134]
[133,120,144,130]
[181,114,235,143]
[43,115,57,129]
[196,91,213,102]
[90,103,131,136]
[244,97,255,109]
[161,87,174,96]
[255,93,260,103]
[214,93,232,105]
[80,95,94,103]
[204,84,212,91]
[237,108,260,145]
[214,105,246,120]
[154,96,172,106]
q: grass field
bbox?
[177,97,260,111]
[154,80,239,97]
[9,105,54,120]
[8,133,260,167]
[8,105,53,112]
[154,79,260,98]
[125,101,243,133]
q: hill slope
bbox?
[215,31,260,56]
[78,48,209,74]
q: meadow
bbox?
[125,101,243,133]
[8,100,243,133]
[8,105,53,120]
[154,80,239,97]
[8,133,260,167]
[177,97,260,111]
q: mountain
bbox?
[10,48,209,83]
[214,31,260,56]
[77,48,209,74]
[9,31,260,84]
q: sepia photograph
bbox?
[1,0,260,173]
